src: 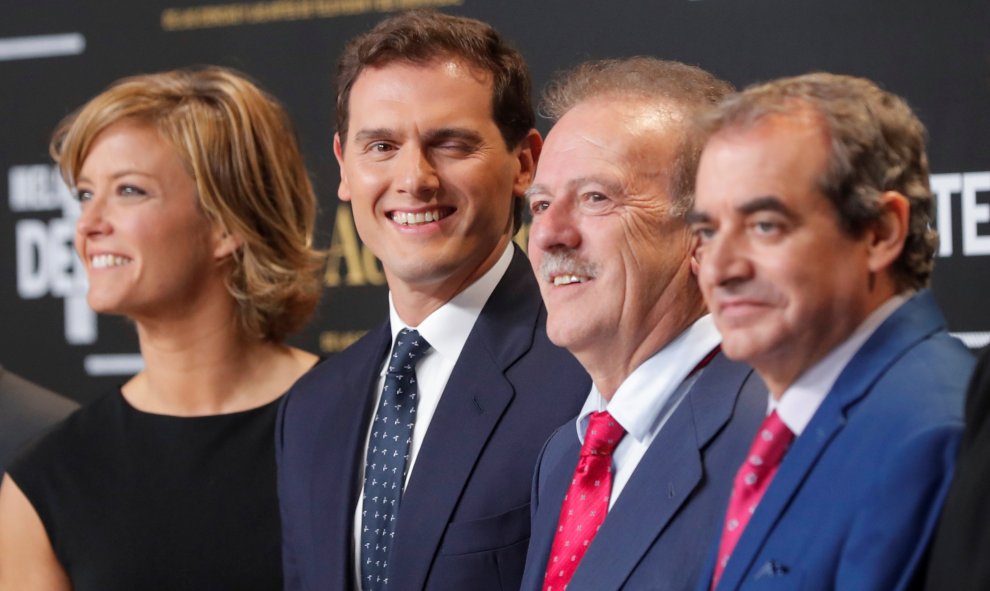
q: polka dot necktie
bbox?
[710,410,794,590]
[542,410,626,591]
[359,328,430,591]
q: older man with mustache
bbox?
[517,57,767,591]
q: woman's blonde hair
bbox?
[52,66,323,342]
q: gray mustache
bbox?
[538,250,598,282]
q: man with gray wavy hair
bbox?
[688,72,972,590]
[519,56,768,591]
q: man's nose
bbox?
[698,228,752,290]
[529,198,581,253]
[396,147,440,199]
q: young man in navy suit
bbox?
[688,73,974,590]
[275,10,588,591]
[519,57,767,591]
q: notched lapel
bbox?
[526,432,583,589]
[567,354,756,590]
[388,336,515,588]
[307,324,392,588]
[571,403,704,590]
[716,292,946,590]
[384,250,538,588]
[830,291,945,412]
[717,382,845,589]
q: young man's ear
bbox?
[511,129,543,198]
[334,133,352,202]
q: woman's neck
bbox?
[123,311,314,416]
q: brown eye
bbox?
[530,200,549,215]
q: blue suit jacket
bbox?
[699,290,973,591]
[276,248,590,591]
[520,352,767,591]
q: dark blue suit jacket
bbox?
[699,290,973,591]
[276,248,590,591]
[520,351,767,591]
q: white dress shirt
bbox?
[353,244,512,586]
[771,293,910,435]
[575,314,722,510]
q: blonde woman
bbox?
[0,67,323,590]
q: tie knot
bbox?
[387,328,430,376]
[582,411,626,457]
[747,410,794,472]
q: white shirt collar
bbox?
[385,243,513,371]
[771,292,910,435]
[576,314,722,443]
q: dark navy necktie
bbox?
[360,328,430,590]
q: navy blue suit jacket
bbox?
[276,248,590,591]
[520,351,767,591]
[699,290,973,591]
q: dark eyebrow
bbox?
[687,195,799,226]
[422,127,483,145]
[737,195,798,221]
[685,210,711,225]
[351,128,395,143]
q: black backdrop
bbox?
[3,0,989,404]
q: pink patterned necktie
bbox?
[710,410,794,590]
[542,411,626,591]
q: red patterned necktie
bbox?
[542,410,626,591]
[710,410,794,590]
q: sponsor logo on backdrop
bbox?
[931,172,990,256]
[9,165,89,342]
[161,0,463,31]
[8,164,143,375]
[0,33,85,62]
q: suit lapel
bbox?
[386,249,538,589]
[569,354,754,590]
[523,430,582,590]
[715,291,947,589]
[308,324,391,590]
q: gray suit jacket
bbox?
[521,351,766,591]
[0,366,78,473]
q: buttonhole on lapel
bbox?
[473,397,484,414]
[667,483,675,498]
